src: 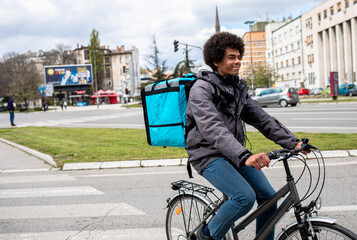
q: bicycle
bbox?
[165,139,357,239]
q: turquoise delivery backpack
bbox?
[141,74,196,148]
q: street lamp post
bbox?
[244,20,255,92]
[90,50,99,109]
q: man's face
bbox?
[214,47,241,77]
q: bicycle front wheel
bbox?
[166,194,236,240]
[278,221,357,240]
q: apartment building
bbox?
[268,17,304,88]
[74,45,140,98]
[301,0,357,88]
[240,31,266,85]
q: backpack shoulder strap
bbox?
[185,78,221,179]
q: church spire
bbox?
[215,6,220,33]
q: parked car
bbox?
[252,87,299,107]
[339,84,356,96]
[348,86,357,96]
[298,88,310,95]
[310,88,323,95]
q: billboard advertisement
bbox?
[44,64,92,86]
[38,84,54,97]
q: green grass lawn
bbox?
[0,127,356,168]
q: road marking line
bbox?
[0,228,164,240]
[0,186,104,198]
[320,205,357,212]
[0,174,76,184]
[292,118,357,121]
[0,203,145,219]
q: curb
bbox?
[62,158,188,171]
[0,137,58,168]
[61,149,357,171]
[1,137,357,171]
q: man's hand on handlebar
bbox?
[295,141,311,155]
[245,153,270,171]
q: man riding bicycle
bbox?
[186,32,306,240]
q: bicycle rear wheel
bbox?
[166,194,236,240]
[278,221,357,240]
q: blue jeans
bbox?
[202,157,277,240]
[9,111,15,125]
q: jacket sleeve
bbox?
[241,95,300,150]
[189,81,251,167]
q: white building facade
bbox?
[266,18,304,88]
[74,45,140,98]
[301,0,357,88]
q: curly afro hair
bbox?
[203,32,245,71]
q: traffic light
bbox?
[173,40,179,52]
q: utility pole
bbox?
[90,50,99,109]
[244,20,255,92]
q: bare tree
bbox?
[55,43,72,64]
[146,35,168,81]
[2,52,42,109]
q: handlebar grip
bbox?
[267,152,274,160]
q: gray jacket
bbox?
[186,68,299,174]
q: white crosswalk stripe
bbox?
[0,203,145,219]
[0,228,166,240]
[0,173,153,240]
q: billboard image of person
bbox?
[44,64,92,86]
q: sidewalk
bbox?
[1,137,357,173]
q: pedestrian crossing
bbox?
[0,172,165,240]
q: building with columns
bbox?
[301,0,357,88]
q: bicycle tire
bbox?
[277,221,357,240]
[166,194,236,240]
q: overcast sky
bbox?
[0,0,324,69]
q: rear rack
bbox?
[171,180,215,194]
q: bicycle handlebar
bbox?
[267,138,318,160]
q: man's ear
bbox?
[213,62,219,68]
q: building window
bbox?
[337,2,341,11]
[284,32,287,39]
[275,50,278,56]
[291,43,294,50]
[119,56,122,63]
[330,6,334,15]
[286,73,289,79]
[258,42,261,47]
[285,46,288,52]
[281,61,283,68]
[84,50,89,60]
[258,52,262,56]
[324,9,327,18]
[279,34,282,41]
[296,25,300,32]
[298,57,301,64]
[292,58,295,65]
[105,67,110,78]
[105,57,110,64]
[286,60,289,67]
[318,12,321,21]
[345,0,349,8]
[289,28,293,37]
[276,63,279,69]
[297,41,300,49]
[309,73,315,85]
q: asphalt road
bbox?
[0,157,356,239]
[1,102,357,133]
